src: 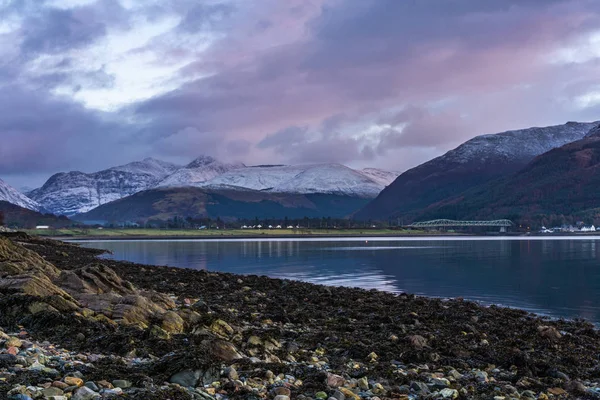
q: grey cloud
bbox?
[257,126,309,149]
[20,8,107,55]
[178,3,235,33]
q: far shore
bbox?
[21,227,600,241]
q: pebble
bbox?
[111,379,132,388]
[64,377,83,387]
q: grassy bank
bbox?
[22,227,433,238]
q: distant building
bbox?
[35,225,50,230]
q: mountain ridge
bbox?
[355,120,600,221]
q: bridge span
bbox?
[408,219,513,231]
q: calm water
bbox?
[74,237,600,323]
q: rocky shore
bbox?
[1,233,600,399]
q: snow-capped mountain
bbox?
[356,120,600,221]
[445,121,599,165]
[29,158,180,216]
[263,164,389,198]
[165,163,400,198]
[0,178,40,211]
[157,156,245,187]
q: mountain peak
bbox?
[0,178,40,211]
[186,155,219,168]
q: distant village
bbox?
[539,222,597,233]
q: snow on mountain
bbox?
[267,164,384,197]
[157,156,245,187]
[360,168,400,187]
[0,178,40,211]
[29,158,181,216]
[199,164,395,198]
[446,121,599,164]
[110,157,180,176]
[356,120,600,221]
[202,165,308,191]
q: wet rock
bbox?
[327,373,346,387]
[431,377,451,389]
[224,366,238,380]
[410,381,429,393]
[210,319,234,338]
[170,370,202,387]
[42,387,64,397]
[475,371,489,383]
[71,386,100,399]
[208,339,243,361]
[64,377,83,387]
[407,335,427,349]
[538,325,562,341]
[565,380,587,395]
[274,396,290,400]
[273,387,291,397]
[5,336,22,348]
[161,311,184,334]
[111,379,132,389]
[358,376,369,390]
[439,388,459,399]
[0,353,16,367]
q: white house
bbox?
[35,225,50,230]
[581,225,596,232]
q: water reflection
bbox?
[75,237,600,323]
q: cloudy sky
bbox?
[1,0,600,187]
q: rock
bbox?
[440,388,459,399]
[358,376,369,390]
[274,396,290,400]
[210,319,234,338]
[71,386,100,400]
[6,336,22,348]
[410,381,429,393]
[448,369,462,380]
[537,325,562,341]
[8,395,33,400]
[52,381,69,389]
[161,311,184,334]
[475,370,489,383]
[111,379,132,389]
[64,377,84,387]
[224,366,238,380]
[247,335,262,346]
[372,383,386,395]
[273,387,291,397]
[332,390,345,400]
[42,387,64,397]
[170,370,202,387]
[547,387,567,396]
[327,373,346,388]
[208,339,243,361]
[84,382,99,391]
[565,380,587,394]
[0,353,17,367]
[407,335,427,349]
[337,387,360,400]
[431,377,451,389]
[315,392,328,399]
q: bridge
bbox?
[408,219,513,231]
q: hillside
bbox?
[73,187,371,223]
[0,201,71,228]
[419,126,600,223]
[355,121,599,221]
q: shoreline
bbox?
[1,233,600,399]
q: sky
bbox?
[1,0,600,188]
